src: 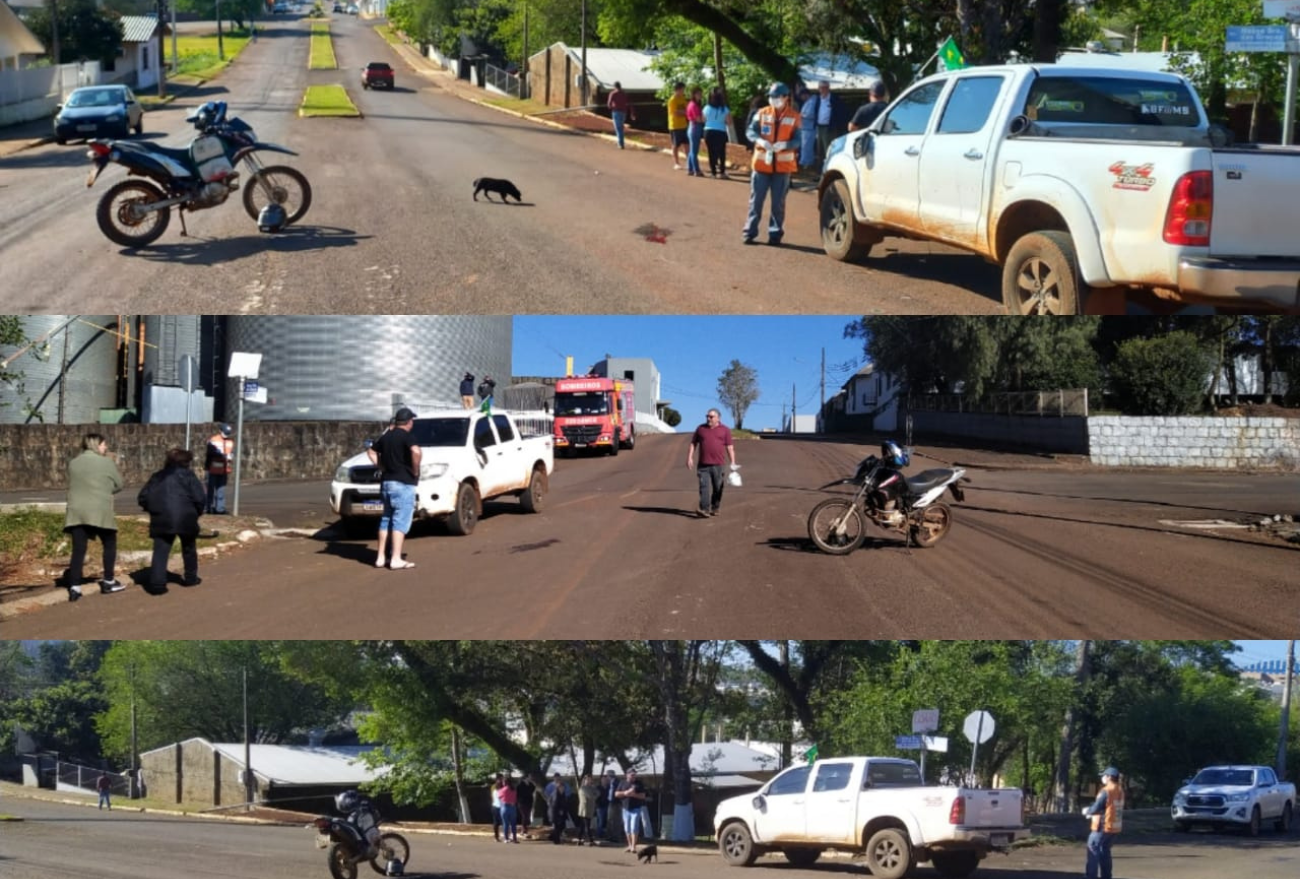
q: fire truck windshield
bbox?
[554,392,609,416]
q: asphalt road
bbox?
[4,434,1297,639]
[0,16,1014,314]
[3,797,1299,879]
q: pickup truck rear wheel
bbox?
[1275,801,1292,832]
[719,822,759,867]
[1002,231,1084,315]
[930,851,979,879]
[782,849,821,867]
[820,179,873,262]
[865,828,913,879]
[520,465,547,513]
[447,483,480,535]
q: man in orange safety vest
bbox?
[743,82,800,246]
[1082,766,1124,879]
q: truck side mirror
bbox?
[751,794,766,811]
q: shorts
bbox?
[379,481,417,534]
[670,129,689,147]
[622,806,642,835]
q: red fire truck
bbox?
[553,376,635,456]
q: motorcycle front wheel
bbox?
[808,499,867,555]
[96,179,170,247]
[369,833,411,874]
[910,502,953,548]
[327,842,358,879]
[242,165,313,225]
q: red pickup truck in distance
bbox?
[362,62,394,90]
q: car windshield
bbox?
[409,418,471,447]
[1190,769,1254,786]
[554,392,609,416]
[1023,75,1200,127]
[67,88,124,108]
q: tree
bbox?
[1108,331,1213,415]
[662,406,682,427]
[716,359,759,429]
[96,641,351,762]
[28,0,123,63]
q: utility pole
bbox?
[171,0,179,73]
[156,0,167,98]
[819,347,826,433]
[579,0,589,108]
[244,664,254,808]
[129,660,139,799]
[521,2,529,99]
[1278,640,1295,779]
[791,382,796,433]
[217,0,226,61]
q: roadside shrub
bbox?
[1107,331,1212,415]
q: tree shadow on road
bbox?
[124,225,370,264]
[973,484,1284,520]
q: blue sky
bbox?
[514,316,867,431]
[1234,641,1293,667]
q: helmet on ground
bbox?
[385,859,405,877]
[768,82,790,98]
[881,440,909,468]
[335,790,361,813]
[258,203,288,233]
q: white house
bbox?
[839,363,901,433]
[113,15,166,91]
[0,0,43,70]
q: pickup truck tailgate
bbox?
[961,789,1023,828]
[1211,149,1300,257]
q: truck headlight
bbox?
[334,466,351,482]
[1225,793,1249,803]
[420,462,448,479]
[1173,794,1186,806]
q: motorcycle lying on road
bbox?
[807,441,969,555]
[312,791,411,879]
[85,100,312,247]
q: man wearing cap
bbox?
[367,408,422,570]
[477,375,497,401]
[1082,767,1124,879]
[460,372,476,409]
[204,423,235,515]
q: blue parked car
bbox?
[54,85,144,145]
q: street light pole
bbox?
[1278,640,1295,779]
[579,0,588,108]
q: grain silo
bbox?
[140,315,213,423]
[2,315,120,425]
[221,316,512,421]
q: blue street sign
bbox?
[1225,25,1289,53]
[244,380,259,395]
[895,735,923,750]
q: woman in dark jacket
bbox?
[138,448,207,595]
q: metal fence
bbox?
[55,760,133,798]
[483,63,522,98]
[909,389,1089,417]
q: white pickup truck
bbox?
[330,410,553,535]
[713,757,1028,879]
[1171,764,1295,835]
[818,64,1300,315]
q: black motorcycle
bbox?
[85,100,312,247]
[807,444,969,555]
[312,792,410,879]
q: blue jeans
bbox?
[206,473,227,513]
[379,481,416,535]
[611,111,626,147]
[744,172,791,242]
[98,790,111,809]
[1085,831,1116,879]
[687,122,703,174]
[501,803,518,841]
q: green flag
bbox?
[480,395,493,414]
[939,36,967,71]
[804,744,820,763]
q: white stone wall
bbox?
[1088,416,1300,469]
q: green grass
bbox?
[481,97,551,115]
[0,509,236,561]
[310,22,337,70]
[375,24,405,47]
[173,29,255,79]
[300,85,360,117]
[0,814,22,821]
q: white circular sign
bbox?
[963,710,995,744]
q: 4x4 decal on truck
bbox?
[1109,161,1157,191]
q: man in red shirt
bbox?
[686,409,737,518]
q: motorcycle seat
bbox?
[114,141,197,173]
[905,469,955,494]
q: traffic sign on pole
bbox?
[913,709,940,734]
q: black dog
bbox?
[636,845,658,864]
[472,177,522,203]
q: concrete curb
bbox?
[0,523,283,621]
[0,786,294,825]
